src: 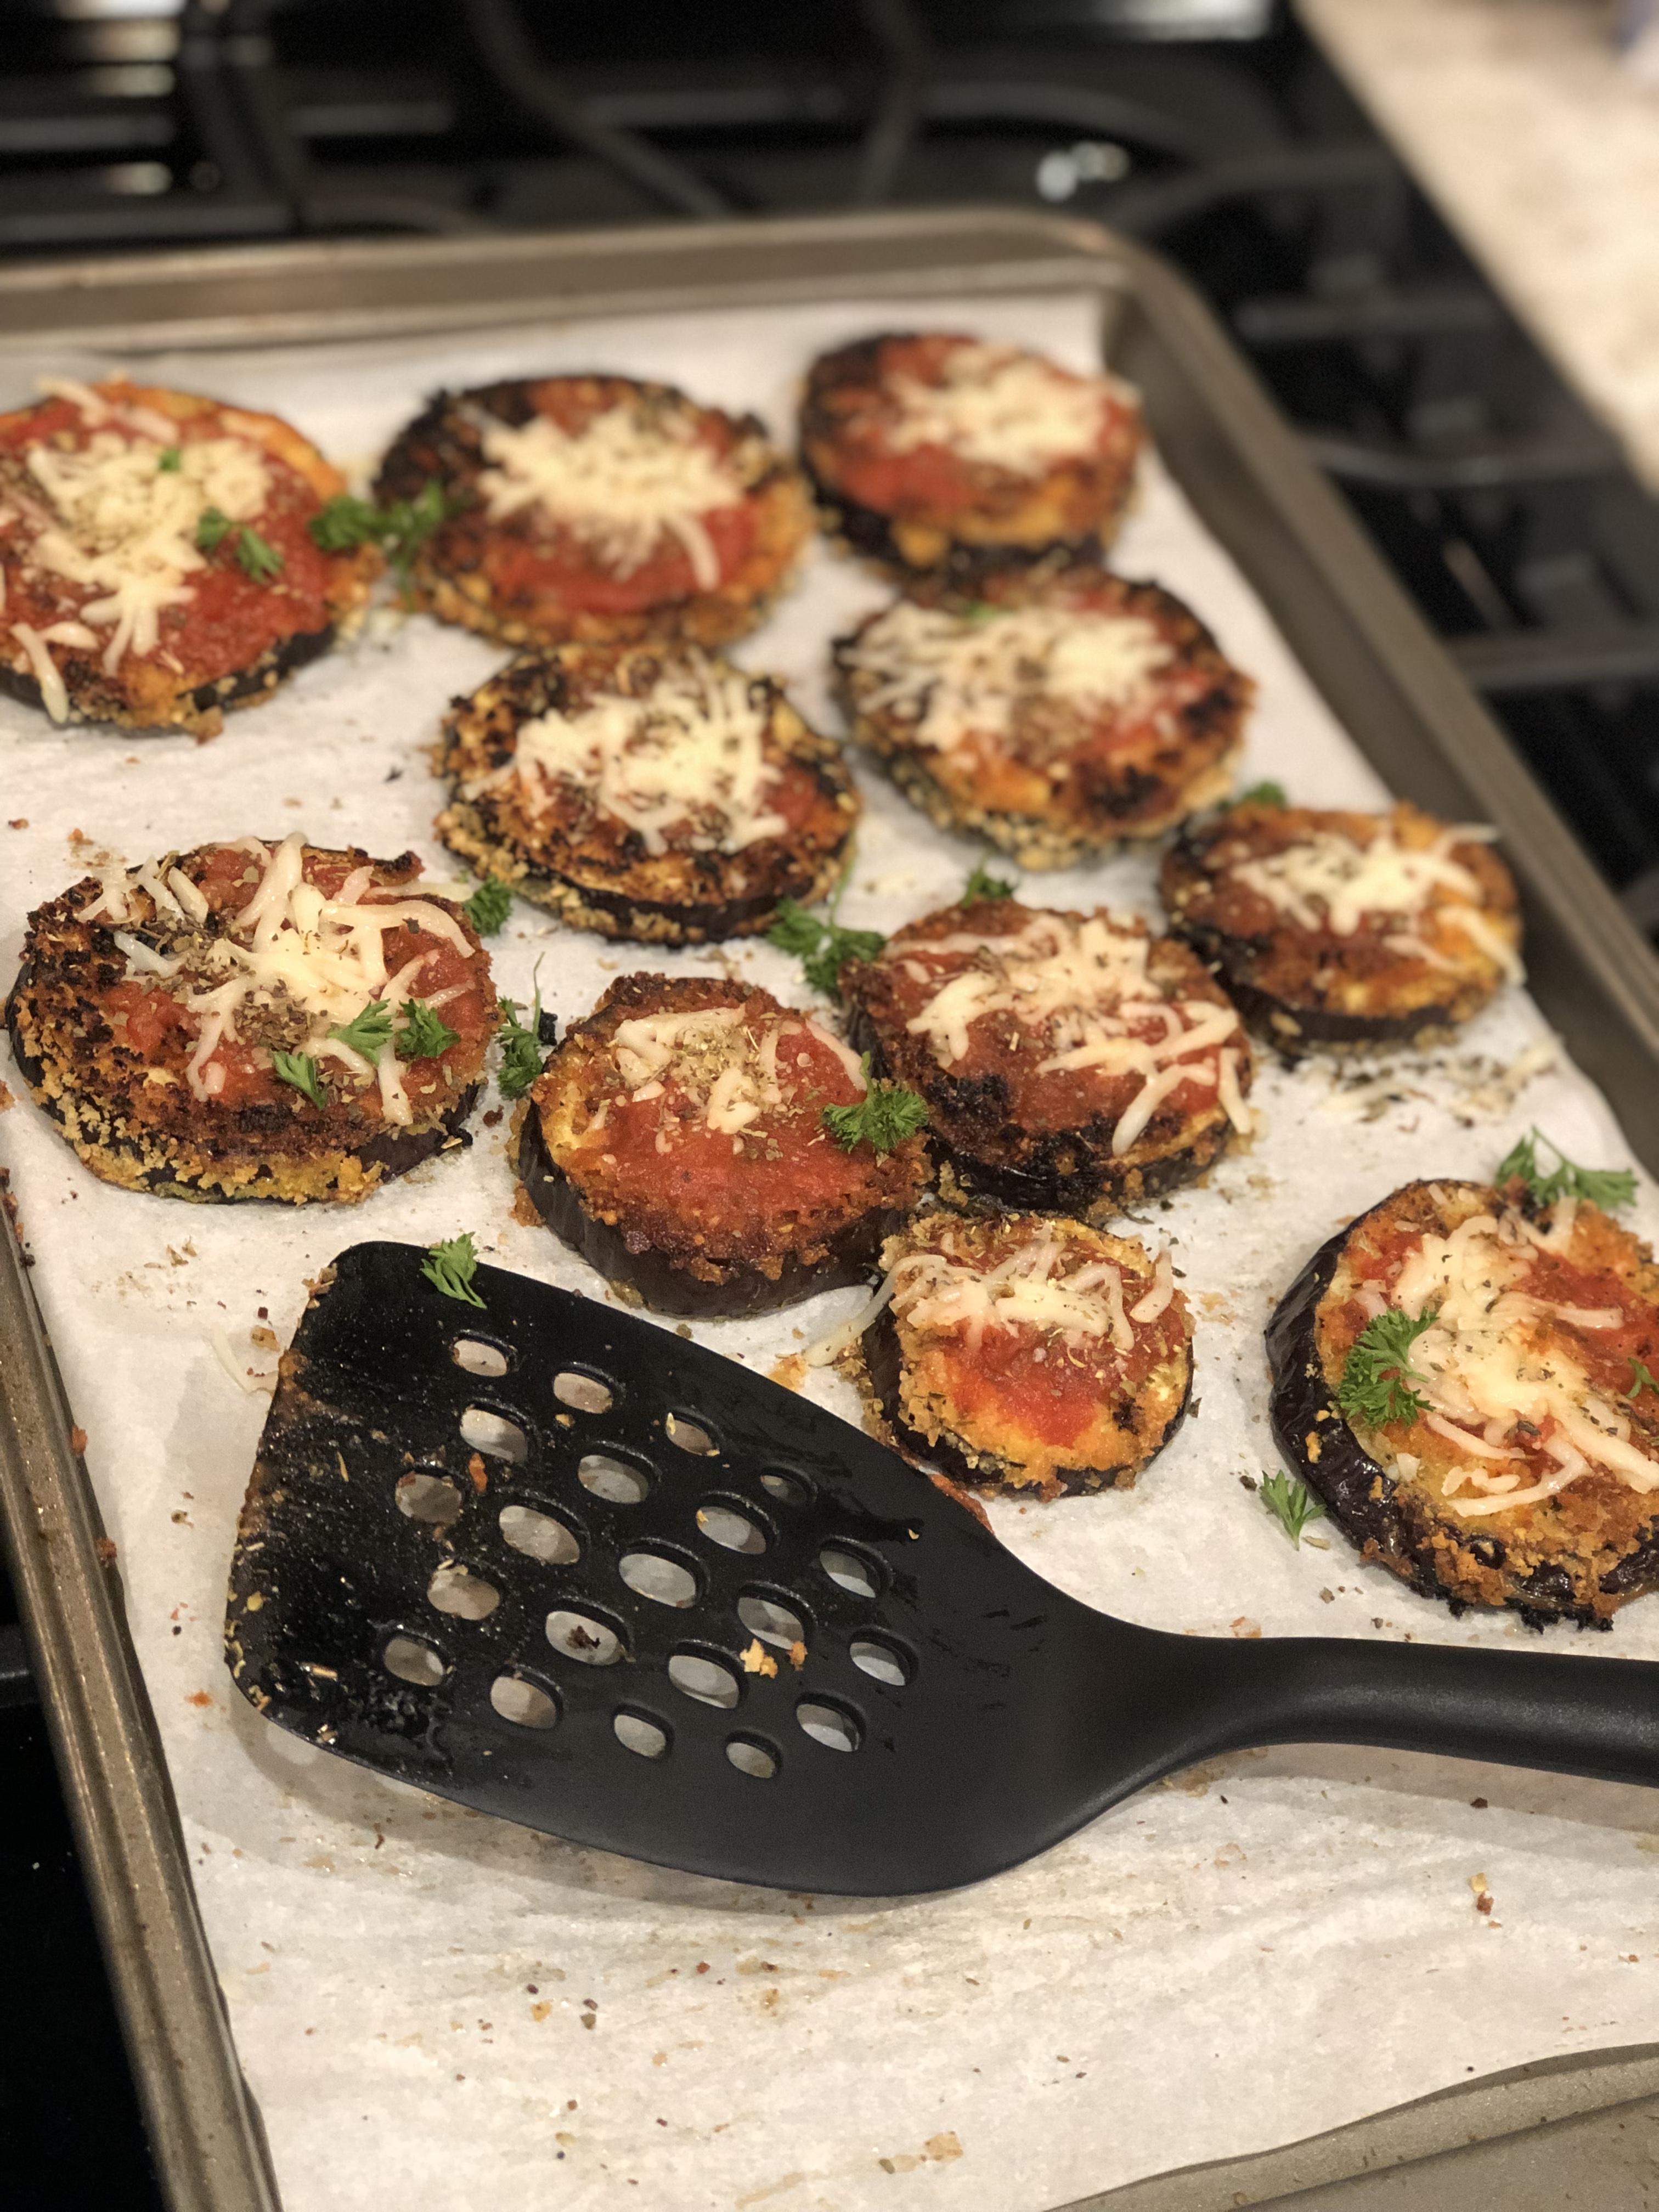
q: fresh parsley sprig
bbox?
[496,962,546,1101]
[1335,1307,1435,1429]
[822,1057,928,1153]
[1630,1359,1659,1403]
[235,525,284,583]
[1235,780,1288,808]
[157,445,182,473]
[1497,1127,1637,1214]
[397,998,459,1062]
[307,479,450,586]
[462,877,514,935]
[195,506,232,552]
[272,1049,325,1109]
[422,1232,484,1308]
[329,1002,396,1058]
[1260,1469,1327,1547]
[768,873,885,998]
[961,855,1016,904]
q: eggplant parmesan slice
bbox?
[841,897,1253,1221]
[861,1211,1192,1500]
[437,641,859,943]
[1268,1177,1659,1627]
[1161,799,1523,1052]
[374,374,811,648]
[518,973,928,1316]
[6,836,493,1203]
[0,376,377,737]
[800,332,1143,579]
[834,562,1253,866]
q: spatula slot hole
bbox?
[797,1699,861,1753]
[578,1453,650,1505]
[489,1673,560,1730]
[546,1609,624,1667]
[726,1736,778,1780]
[614,1709,670,1760]
[758,1469,812,1506]
[668,1651,740,1709]
[460,1406,529,1464]
[499,1503,580,1566]
[664,1411,717,1455]
[427,1564,501,1621]
[850,1637,911,1688]
[554,1369,614,1415]
[396,1470,464,1526]
[382,1634,447,1688]
[820,1546,883,1601]
[696,1500,766,1555]
[618,1550,699,1608]
[451,1336,510,1377]
[737,1592,805,1649]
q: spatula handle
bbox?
[1210,1632,1659,1790]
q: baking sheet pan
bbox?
[5,212,1659,2212]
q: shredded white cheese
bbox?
[889,1226,1174,1357]
[884,343,1119,477]
[501,656,788,857]
[477,402,742,590]
[605,1002,861,1142]
[843,599,1171,758]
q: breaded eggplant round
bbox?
[1268,1177,1659,1628]
[0,376,377,737]
[6,835,493,1203]
[518,973,929,1316]
[840,896,1254,1222]
[834,561,1254,866]
[374,373,811,648]
[861,1211,1193,1500]
[800,332,1143,578]
[437,640,859,943]
[1161,798,1523,1053]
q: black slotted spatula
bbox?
[225,1241,1659,1895]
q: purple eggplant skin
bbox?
[1266,1220,1652,1632]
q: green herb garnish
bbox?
[1497,1127,1637,1214]
[271,1049,325,1109]
[397,998,460,1062]
[1260,1469,1327,1547]
[235,525,284,583]
[496,963,545,1101]
[1630,1359,1659,1403]
[961,855,1016,904]
[328,1001,396,1058]
[1235,781,1287,808]
[767,874,885,999]
[421,1232,484,1308]
[462,877,514,935]
[822,1058,928,1153]
[307,479,450,586]
[195,506,232,552]
[157,445,182,472]
[1335,1307,1435,1428]
[964,600,1000,625]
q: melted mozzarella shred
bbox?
[13,380,272,679]
[605,1004,861,1141]
[1229,820,1523,980]
[843,599,1171,757]
[102,833,470,1122]
[900,911,1243,1156]
[884,345,1116,477]
[477,403,742,590]
[505,656,787,856]
[1368,1205,1659,1514]
[890,1226,1173,1359]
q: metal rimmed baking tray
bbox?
[4,207,1659,2212]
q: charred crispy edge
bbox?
[515,1101,906,1318]
[376,377,810,649]
[7,960,479,1205]
[437,794,850,946]
[0,619,339,736]
[1266,1214,1659,1628]
[862,1304,1193,1498]
[845,1000,1233,1220]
